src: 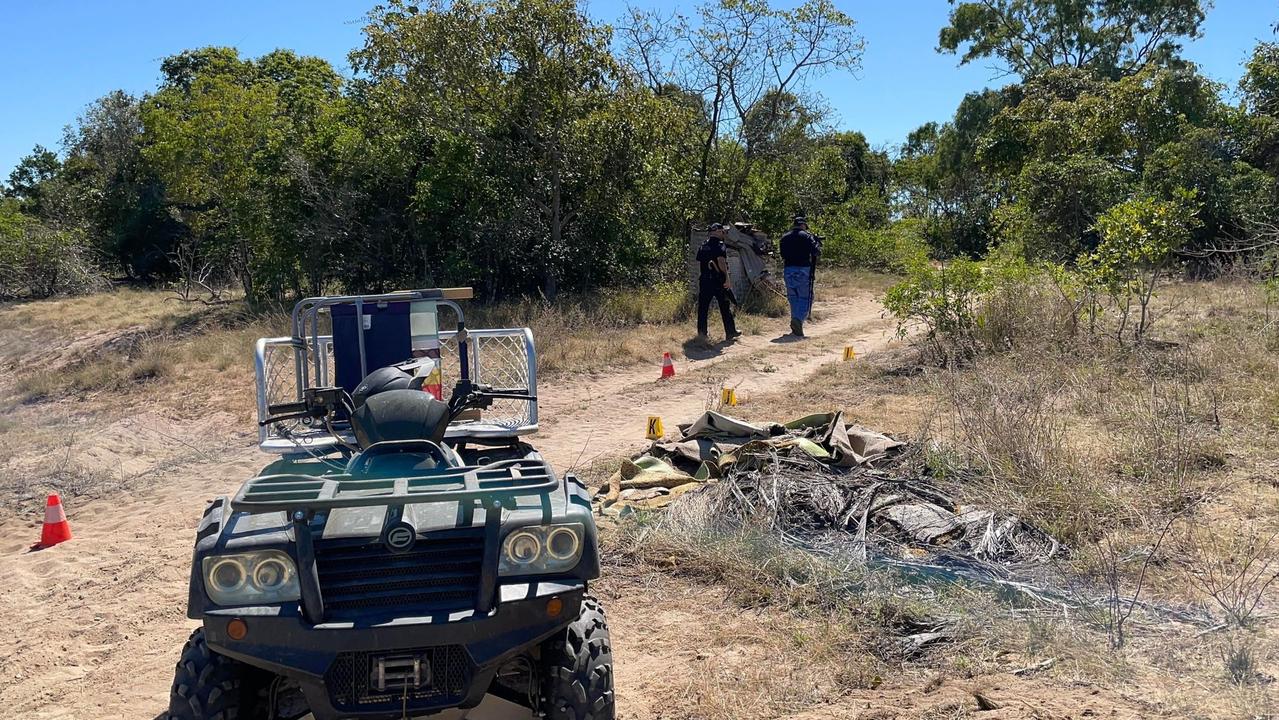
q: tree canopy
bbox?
[939,0,1206,79]
[1,0,1275,302]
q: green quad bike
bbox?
[167,289,613,720]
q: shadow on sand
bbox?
[681,336,727,360]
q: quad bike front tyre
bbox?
[541,595,615,720]
[168,628,268,720]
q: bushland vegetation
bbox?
[612,268,1279,715]
[5,0,1277,310]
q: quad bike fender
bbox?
[186,496,229,619]
[185,496,297,619]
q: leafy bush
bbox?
[0,200,106,299]
[885,191,1204,363]
[818,213,929,273]
[881,257,1002,362]
[1080,192,1200,344]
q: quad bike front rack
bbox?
[230,458,556,514]
[229,453,559,622]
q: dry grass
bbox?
[609,277,1279,717]
[594,562,891,720]
[1182,523,1279,628]
[0,286,212,336]
[603,501,1022,679]
[0,271,890,513]
[470,271,875,378]
[0,445,122,517]
[816,268,900,298]
[1,291,282,415]
[0,269,887,408]
[21,341,180,403]
[467,284,699,377]
[0,283,693,410]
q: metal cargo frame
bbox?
[254,290,538,454]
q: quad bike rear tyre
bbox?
[541,595,615,720]
[168,628,267,720]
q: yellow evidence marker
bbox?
[646,416,665,440]
[720,386,738,407]
[842,346,856,361]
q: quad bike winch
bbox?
[167,289,614,720]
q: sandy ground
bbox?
[0,294,1150,719]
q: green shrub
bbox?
[817,212,929,273]
[1080,192,1200,344]
[881,258,990,361]
[0,200,106,299]
[881,250,1082,362]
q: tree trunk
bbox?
[696,79,724,218]
[544,177,562,300]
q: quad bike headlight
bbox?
[499,523,584,576]
[202,551,300,606]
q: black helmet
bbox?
[793,215,807,227]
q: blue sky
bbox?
[2,1,1275,179]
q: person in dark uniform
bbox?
[779,215,820,337]
[696,223,741,342]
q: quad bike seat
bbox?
[350,388,450,447]
[346,439,459,478]
[348,389,457,478]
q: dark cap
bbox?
[708,223,725,232]
[793,215,807,226]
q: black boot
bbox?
[790,319,804,337]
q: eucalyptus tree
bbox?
[3,146,61,216]
[352,0,700,297]
[938,0,1206,79]
[619,0,864,218]
[143,48,344,300]
[59,91,179,278]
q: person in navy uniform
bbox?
[696,223,741,342]
[779,215,820,337]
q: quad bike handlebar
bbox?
[261,379,536,446]
[261,387,355,427]
[446,381,537,422]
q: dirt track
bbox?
[0,295,1148,719]
[534,292,893,469]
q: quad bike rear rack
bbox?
[255,288,539,454]
[230,458,556,514]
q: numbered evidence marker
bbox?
[842,346,856,362]
[720,386,738,407]
[646,416,665,440]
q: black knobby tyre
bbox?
[167,628,265,720]
[541,595,615,720]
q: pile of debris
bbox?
[597,411,1061,571]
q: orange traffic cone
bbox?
[660,352,675,379]
[39,493,72,548]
